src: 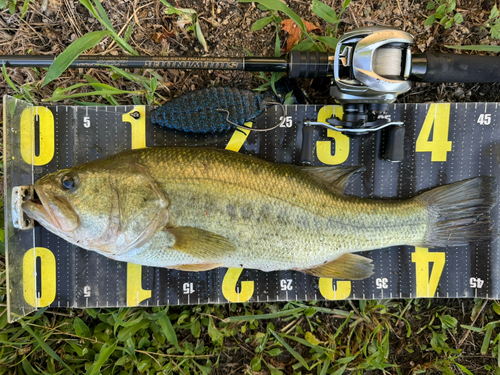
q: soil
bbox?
[1,1,500,374]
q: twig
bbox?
[458,299,488,347]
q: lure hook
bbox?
[216,102,286,132]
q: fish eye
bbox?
[61,175,77,190]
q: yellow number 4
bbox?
[416,103,452,162]
[411,247,445,297]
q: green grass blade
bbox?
[78,0,137,55]
[93,0,113,30]
[42,30,109,87]
[312,0,338,24]
[282,334,326,351]
[481,323,494,355]
[252,16,273,31]
[453,362,474,375]
[78,0,100,19]
[460,324,483,333]
[106,65,151,83]
[20,321,76,374]
[315,36,338,49]
[157,310,183,352]
[44,88,141,102]
[116,319,150,342]
[85,341,118,375]
[270,330,310,370]
[2,64,21,93]
[227,307,306,322]
[124,23,135,43]
[194,15,208,52]
[239,0,305,32]
[21,0,30,19]
[85,74,120,105]
[319,357,331,375]
[445,44,500,52]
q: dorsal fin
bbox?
[300,165,364,194]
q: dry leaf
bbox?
[281,19,301,51]
[281,19,320,51]
[304,20,320,34]
[152,32,167,44]
[152,28,176,44]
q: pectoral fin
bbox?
[171,263,223,272]
[302,253,374,280]
[166,226,236,261]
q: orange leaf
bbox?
[304,20,320,34]
[281,19,320,51]
[281,19,302,51]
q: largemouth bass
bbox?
[22,147,497,280]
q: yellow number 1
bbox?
[123,106,151,305]
[122,106,146,149]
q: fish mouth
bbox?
[22,187,63,231]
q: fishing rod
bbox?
[3,26,500,162]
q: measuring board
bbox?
[4,96,500,322]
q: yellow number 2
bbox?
[222,268,254,302]
[416,103,452,162]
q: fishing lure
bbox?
[150,86,280,133]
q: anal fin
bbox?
[302,253,374,280]
[171,263,223,272]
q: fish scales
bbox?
[22,147,496,280]
[107,148,427,268]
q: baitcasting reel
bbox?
[300,26,415,163]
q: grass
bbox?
[0,298,500,373]
[2,0,500,373]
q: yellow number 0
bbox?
[23,247,56,307]
[20,107,55,166]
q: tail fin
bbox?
[417,176,498,247]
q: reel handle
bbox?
[300,125,316,165]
